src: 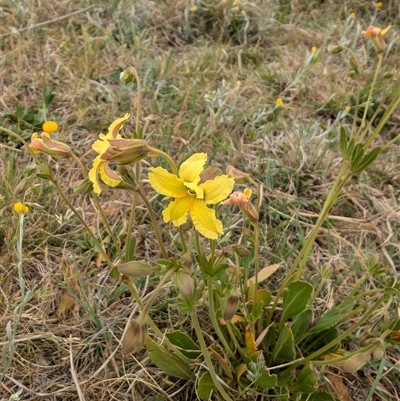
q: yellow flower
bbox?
[42,120,59,134]
[89,114,148,195]
[148,153,235,239]
[375,2,383,8]
[311,46,317,52]
[190,5,198,12]
[276,98,284,107]
[14,202,29,214]
[345,105,351,113]
[350,12,356,18]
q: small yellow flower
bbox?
[375,2,383,8]
[350,12,356,18]
[42,120,59,134]
[148,153,235,239]
[236,80,242,86]
[14,202,29,214]
[233,6,240,12]
[345,106,351,113]
[311,46,317,53]
[190,5,198,12]
[276,98,284,107]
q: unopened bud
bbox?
[121,317,148,354]
[226,165,250,183]
[174,270,194,297]
[118,261,154,278]
[74,178,94,195]
[223,294,240,320]
[232,245,251,257]
[29,133,72,159]
[242,201,259,223]
[120,68,136,84]
[327,44,343,54]
[14,178,30,196]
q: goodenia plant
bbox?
[3,24,399,401]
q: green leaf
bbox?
[306,304,353,334]
[146,338,192,379]
[125,236,136,262]
[166,330,201,359]
[254,368,277,389]
[260,323,276,350]
[339,127,348,157]
[289,363,317,394]
[303,392,339,401]
[291,308,313,341]
[350,143,364,166]
[281,281,313,322]
[272,324,295,363]
[352,147,381,173]
[197,371,216,399]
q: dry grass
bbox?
[1,0,399,400]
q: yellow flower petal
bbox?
[107,113,130,139]
[179,153,207,183]
[190,200,223,239]
[88,156,105,194]
[99,162,121,188]
[148,167,188,198]
[202,175,235,204]
[14,202,29,214]
[163,196,194,226]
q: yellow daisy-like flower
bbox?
[350,12,356,18]
[311,46,317,53]
[276,98,284,107]
[375,2,383,8]
[42,120,59,134]
[14,202,29,214]
[148,153,235,239]
[88,114,130,195]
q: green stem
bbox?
[136,186,168,259]
[147,146,178,174]
[191,310,234,401]
[52,180,114,269]
[71,153,123,261]
[358,53,383,141]
[207,278,237,361]
[267,165,351,323]
[250,223,260,315]
[125,164,140,262]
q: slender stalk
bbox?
[125,164,140,261]
[136,186,168,258]
[250,223,260,315]
[191,310,234,401]
[358,53,383,140]
[207,278,237,361]
[267,165,351,323]
[71,153,123,260]
[52,180,114,268]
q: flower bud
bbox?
[226,165,250,183]
[120,68,136,84]
[121,317,148,354]
[232,244,251,257]
[118,261,154,278]
[29,133,72,159]
[174,269,194,297]
[327,44,343,54]
[361,25,391,54]
[223,294,240,321]
[74,178,94,195]
[200,166,223,183]
[101,139,149,165]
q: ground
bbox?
[0,0,399,400]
